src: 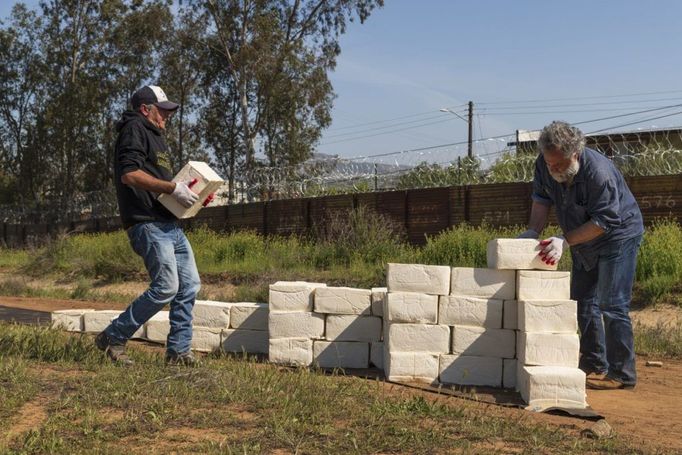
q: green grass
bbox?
[0,323,639,454]
[635,321,682,358]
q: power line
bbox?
[586,110,682,134]
[320,117,456,146]
[323,113,449,139]
[327,104,467,132]
[476,89,682,106]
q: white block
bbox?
[517,332,579,367]
[439,355,503,387]
[516,271,571,301]
[503,359,517,389]
[518,300,578,333]
[438,296,503,328]
[450,268,516,300]
[385,292,438,324]
[269,338,313,366]
[191,327,222,352]
[503,300,518,330]
[386,323,450,353]
[518,366,587,411]
[385,352,439,384]
[83,310,121,333]
[222,329,269,354]
[386,263,451,295]
[325,315,382,342]
[145,311,170,343]
[230,303,268,330]
[313,341,369,369]
[51,309,94,332]
[269,281,327,312]
[314,287,371,315]
[452,326,516,359]
[370,342,384,369]
[486,239,557,271]
[371,287,387,316]
[193,300,232,329]
[268,311,325,339]
[158,161,224,219]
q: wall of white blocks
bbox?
[51,238,587,410]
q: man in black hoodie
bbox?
[96,85,202,366]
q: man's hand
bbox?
[517,229,539,239]
[171,179,199,208]
[539,236,567,265]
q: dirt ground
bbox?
[1,295,681,453]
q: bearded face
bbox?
[543,147,580,183]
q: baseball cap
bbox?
[131,85,179,111]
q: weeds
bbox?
[635,321,682,358]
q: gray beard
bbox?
[550,160,580,183]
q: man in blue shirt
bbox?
[519,121,644,390]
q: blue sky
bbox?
[3,1,682,166]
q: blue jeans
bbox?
[571,234,641,386]
[106,222,201,354]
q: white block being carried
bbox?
[230,303,268,330]
[191,327,222,352]
[145,311,170,343]
[158,161,224,219]
[439,296,503,328]
[371,287,387,316]
[269,281,327,312]
[516,271,571,301]
[386,352,440,384]
[51,309,94,332]
[486,239,557,271]
[386,263,451,295]
[313,341,369,369]
[193,300,232,329]
[269,338,313,366]
[83,310,121,333]
[518,366,587,411]
[503,359,517,389]
[222,329,269,354]
[386,323,450,353]
[268,311,325,339]
[518,300,578,333]
[439,355,503,387]
[385,292,438,324]
[325,315,382,342]
[314,287,371,315]
[517,332,579,367]
[503,300,518,330]
[370,341,384,369]
[450,268,516,300]
[452,326,516,359]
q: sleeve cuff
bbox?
[589,217,611,233]
[531,193,552,206]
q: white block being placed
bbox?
[230,303,268,330]
[191,327,222,352]
[222,329,269,354]
[370,342,384,369]
[386,263,451,295]
[158,161,224,219]
[518,300,578,333]
[452,326,516,359]
[503,359,517,389]
[371,287,387,316]
[193,300,232,329]
[269,281,327,312]
[517,332,579,367]
[385,352,440,384]
[503,300,518,330]
[450,268,516,300]
[325,315,382,342]
[313,341,369,369]
[386,323,450,353]
[314,287,371,315]
[486,239,557,271]
[83,310,121,333]
[145,311,170,343]
[51,309,94,332]
[516,271,571,301]
[269,338,313,366]
[268,311,325,339]
[439,355,503,387]
[385,292,438,324]
[438,296,503,328]
[518,366,587,411]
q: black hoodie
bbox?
[114,111,176,228]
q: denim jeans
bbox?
[106,222,201,354]
[571,234,641,386]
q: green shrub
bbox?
[636,219,682,304]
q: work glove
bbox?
[539,236,567,265]
[517,229,539,239]
[171,178,199,208]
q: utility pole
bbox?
[467,101,473,158]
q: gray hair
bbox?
[537,121,586,158]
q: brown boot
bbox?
[586,377,634,390]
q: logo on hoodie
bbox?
[156,152,171,172]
